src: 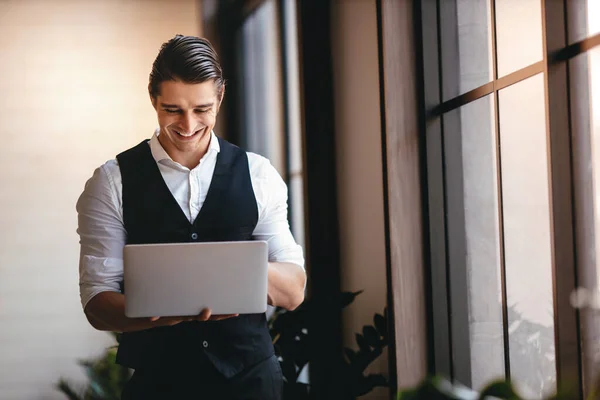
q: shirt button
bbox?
[191,233,198,240]
[203,340,209,348]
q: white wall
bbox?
[331,1,389,398]
[0,1,201,398]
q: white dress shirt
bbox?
[76,131,304,310]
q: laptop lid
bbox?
[123,240,268,318]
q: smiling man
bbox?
[76,35,306,399]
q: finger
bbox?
[149,317,160,322]
[197,308,212,321]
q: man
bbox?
[76,35,306,399]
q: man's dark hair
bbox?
[149,35,224,100]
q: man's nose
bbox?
[180,114,195,134]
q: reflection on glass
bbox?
[587,29,600,394]
[453,94,505,388]
[495,0,543,77]
[442,0,493,100]
[498,74,556,398]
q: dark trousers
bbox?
[121,354,283,400]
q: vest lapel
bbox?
[140,143,192,228]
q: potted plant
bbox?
[269,290,390,399]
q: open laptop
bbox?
[123,241,268,318]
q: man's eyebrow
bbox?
[159,103,214,108]
[194,103,214,108]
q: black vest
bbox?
[114,137,274,378]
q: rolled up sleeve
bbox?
[76,163,126,310]
[250,154,305,269]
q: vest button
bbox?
[191,232,198,240]
[203,340,209,348]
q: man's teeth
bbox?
[175,130,199,137]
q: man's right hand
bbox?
[84,292,239,333]
[148,308,239,326]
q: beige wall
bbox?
[331,0,389,398]
[0,1,201,398]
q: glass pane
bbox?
[570,45,600,395]
[587,43,600,397]
[589,0,600,38]
[283,0,303,175]
[568,0,600,44]
[452,94,506,388]
[282,0,305,247]
[441,0,493,100]
[498,74,556,398]
[592,54,600,280]
[495,0,543,77]
[240,0,286,175]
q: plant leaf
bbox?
[478,380,521,399]
[340,290,363,308]
[365,373,388,388]
[56,379,85,400]
[374,313,386,335]
[397,387,419,400]
[416,376,477,399]
[344,347,357,363]
[363,325,380,347]
[355,333,370,352]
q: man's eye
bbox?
[195,109,210,114]
[164,109,179,114]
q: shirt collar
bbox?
[149,128,221,164]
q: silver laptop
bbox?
[123,241,268,318]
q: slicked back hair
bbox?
[149,35,224,100]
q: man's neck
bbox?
[174,151,207,170]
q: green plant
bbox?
[268,290,390,400]
[57,333,130,400]
[396,377,527,400]
[395,376,588,400]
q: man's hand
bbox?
[84,293,240,333]
[148,308,239,326]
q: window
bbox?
[238,0,305,248]
[421,0,600,397]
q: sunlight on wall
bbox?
[0,1,201,398]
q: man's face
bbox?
[152,80,222,159]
